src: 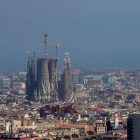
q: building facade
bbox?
[0,77,10,89]
[127,113,140,140]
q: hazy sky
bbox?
[0,0,140,72]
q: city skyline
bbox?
[1,1,140,139]
[1,0,140,72]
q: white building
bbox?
[74,84,88,97]
[0,77,10,89]
[108,76,116,83]
[13,82,25,89]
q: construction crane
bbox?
[41,43,62,58]
[24,51,40,63]
[38,30,49,57]
[39,30,62,58]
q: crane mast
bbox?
[39,31,62,58]
[24,51,40,63]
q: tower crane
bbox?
[39,30,62,58]
[42,43,62,58]
[24,51,40,63]
[39,30,49,57]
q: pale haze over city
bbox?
[1,1,140,140]
[0,0,140,71]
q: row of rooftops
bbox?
[1,69,140,139]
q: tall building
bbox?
[102,76,109,84]
[58,53,73,102]
[108,76,116,83]
[30,56,36,100]
[55,57,60,81]
[62,54,69,102]
[26,52,75,103]
[127,113,140,140]
[26,31,61,102]
[67,53,73,95]
[72,73,79,84]
[26,57,37,101]
[26,57,31,100]
[26,56,59,102]
[37,57,50,101]
[48,57,58,99]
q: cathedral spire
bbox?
[26,57,31,100]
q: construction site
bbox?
[26,30,75,103]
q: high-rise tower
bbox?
[127,113,140,140]
[37,57,50,101]
[60,53,73,102]
[26,56,37,101]
[48,58,56,98]
[30,57,38,101]
[26,31,62,102]
[26,57,30,100]
[67,53,73,95]
[30,56,35,96]
[63,53,69,101]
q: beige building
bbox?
[0,119,6,133]
[95,122,106,134]
[13,82,25,89]
[74,84,88,97]
[12,119,35,133]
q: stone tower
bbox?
[61,53,73,102]
[26,57,30,100]
[37,57,50,101]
